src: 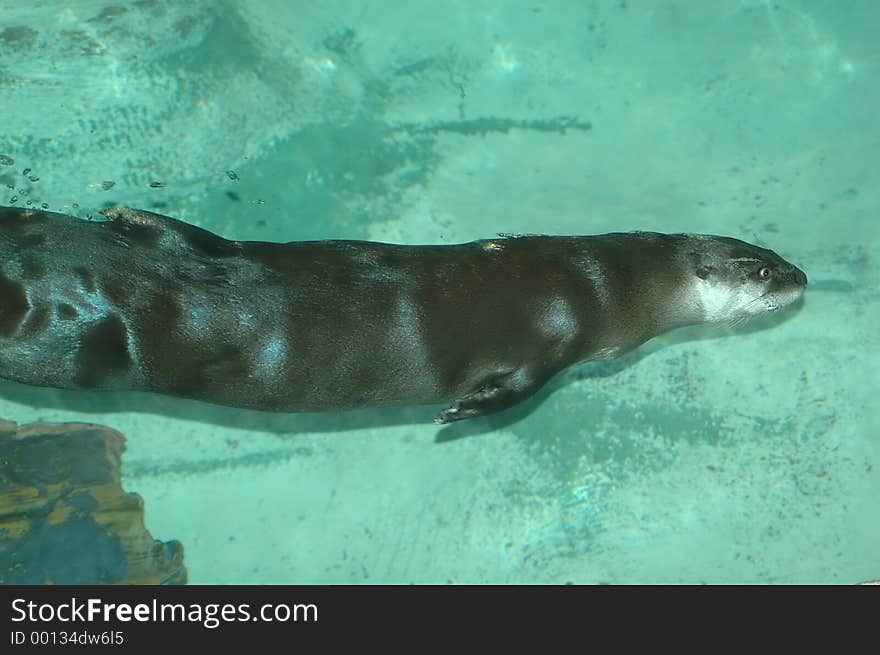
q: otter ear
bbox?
[696,266,713,280]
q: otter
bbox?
[0,206,806,423]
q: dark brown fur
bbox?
[0,206,806,422]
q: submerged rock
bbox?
[0,418,186,584]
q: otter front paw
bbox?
[433,404,480,424]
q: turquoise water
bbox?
[0,1,877,583]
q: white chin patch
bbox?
[691,278,764,323]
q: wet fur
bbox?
[0,206,807,423]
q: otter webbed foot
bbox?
[433,368,550,424]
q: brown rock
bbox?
[0,419,185,584]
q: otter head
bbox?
[685,235,808,324]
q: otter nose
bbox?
[793,266,808,287]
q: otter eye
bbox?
[758,266,772,279]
